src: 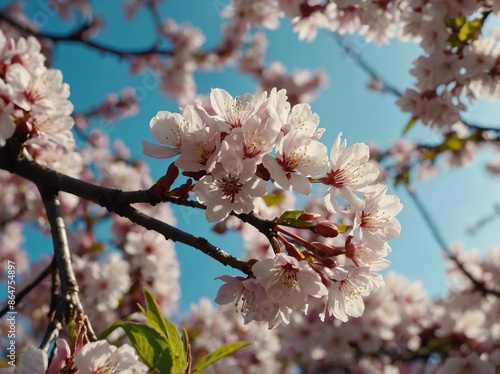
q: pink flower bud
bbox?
[315,221,339,238]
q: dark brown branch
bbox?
[0,144,153,205]
[405,185,500,297]
[37,186,96,352]
[0,259,54,318]
[112,204,250,274]
[0,11,173,58]
[0,144,249,273]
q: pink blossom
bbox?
[196,88,269,133]
[252,253,328,321]
[193,159,267,222]
[323,267,377,322]
[142,105,202,159]
[354,185,403,250]
[74,340,148,373]
[322,133,380,213]
[263,131,328,195]
[215,275,280,326]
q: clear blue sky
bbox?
[17,1,500,313]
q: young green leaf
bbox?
[100,321,171,370]
[140,289,187,373]
[193,342,252,373]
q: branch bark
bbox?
[0,144,251,273]
[37,186,97,352]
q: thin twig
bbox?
[0,11,172,58]
[405,185,500,297]
[328,32,404,97]
[329,32,500,133]
[0,259,55,318]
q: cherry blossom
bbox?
[194,158,267,222]
[321,133,380,213]
[73,340,148,373]
[196,88,270,132]
[354,184,403,251]
[0,30,75,152]
[252,253,327,320]
[263,131,328,195]
[142,106,202,159]
[215,276,280,326]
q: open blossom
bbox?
[142,105,202,158]
[74,340,148,373]
[194,158,266,222]
[322,133,380,213]
[252,253,328,324]
[323,267,381,322]
[215,275,280,326]
[354,184,403,251]
[195,88,270,132]
[221,114,281,163]
[263,131,328,195]
[4,345,49,373]
[281,103,321,138]
[175,126,220,172]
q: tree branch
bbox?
[405,185,500,297]
[112,204,250,274]
[0,144,249,273]
[37,186,96,352]
[0,259,54,318]
[329,32,500,134]
[0,11,173,58]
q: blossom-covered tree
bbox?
[1,1,500,373]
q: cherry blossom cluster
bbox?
[220,1,500,130]
[0,29,75,155]
[181,253,500,373]
[1,338,147,373]
[396,2,500,130]
[143,87,402,327]
[181,298,287,373]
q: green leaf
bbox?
[277,210,315,228]
[278,210,305,222]
[100,321,170,370]
[193,342,251,373]
[141,289,187,373]
[402,117,417,135]
[261,193,286,206]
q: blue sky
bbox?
[16,1,500,313]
